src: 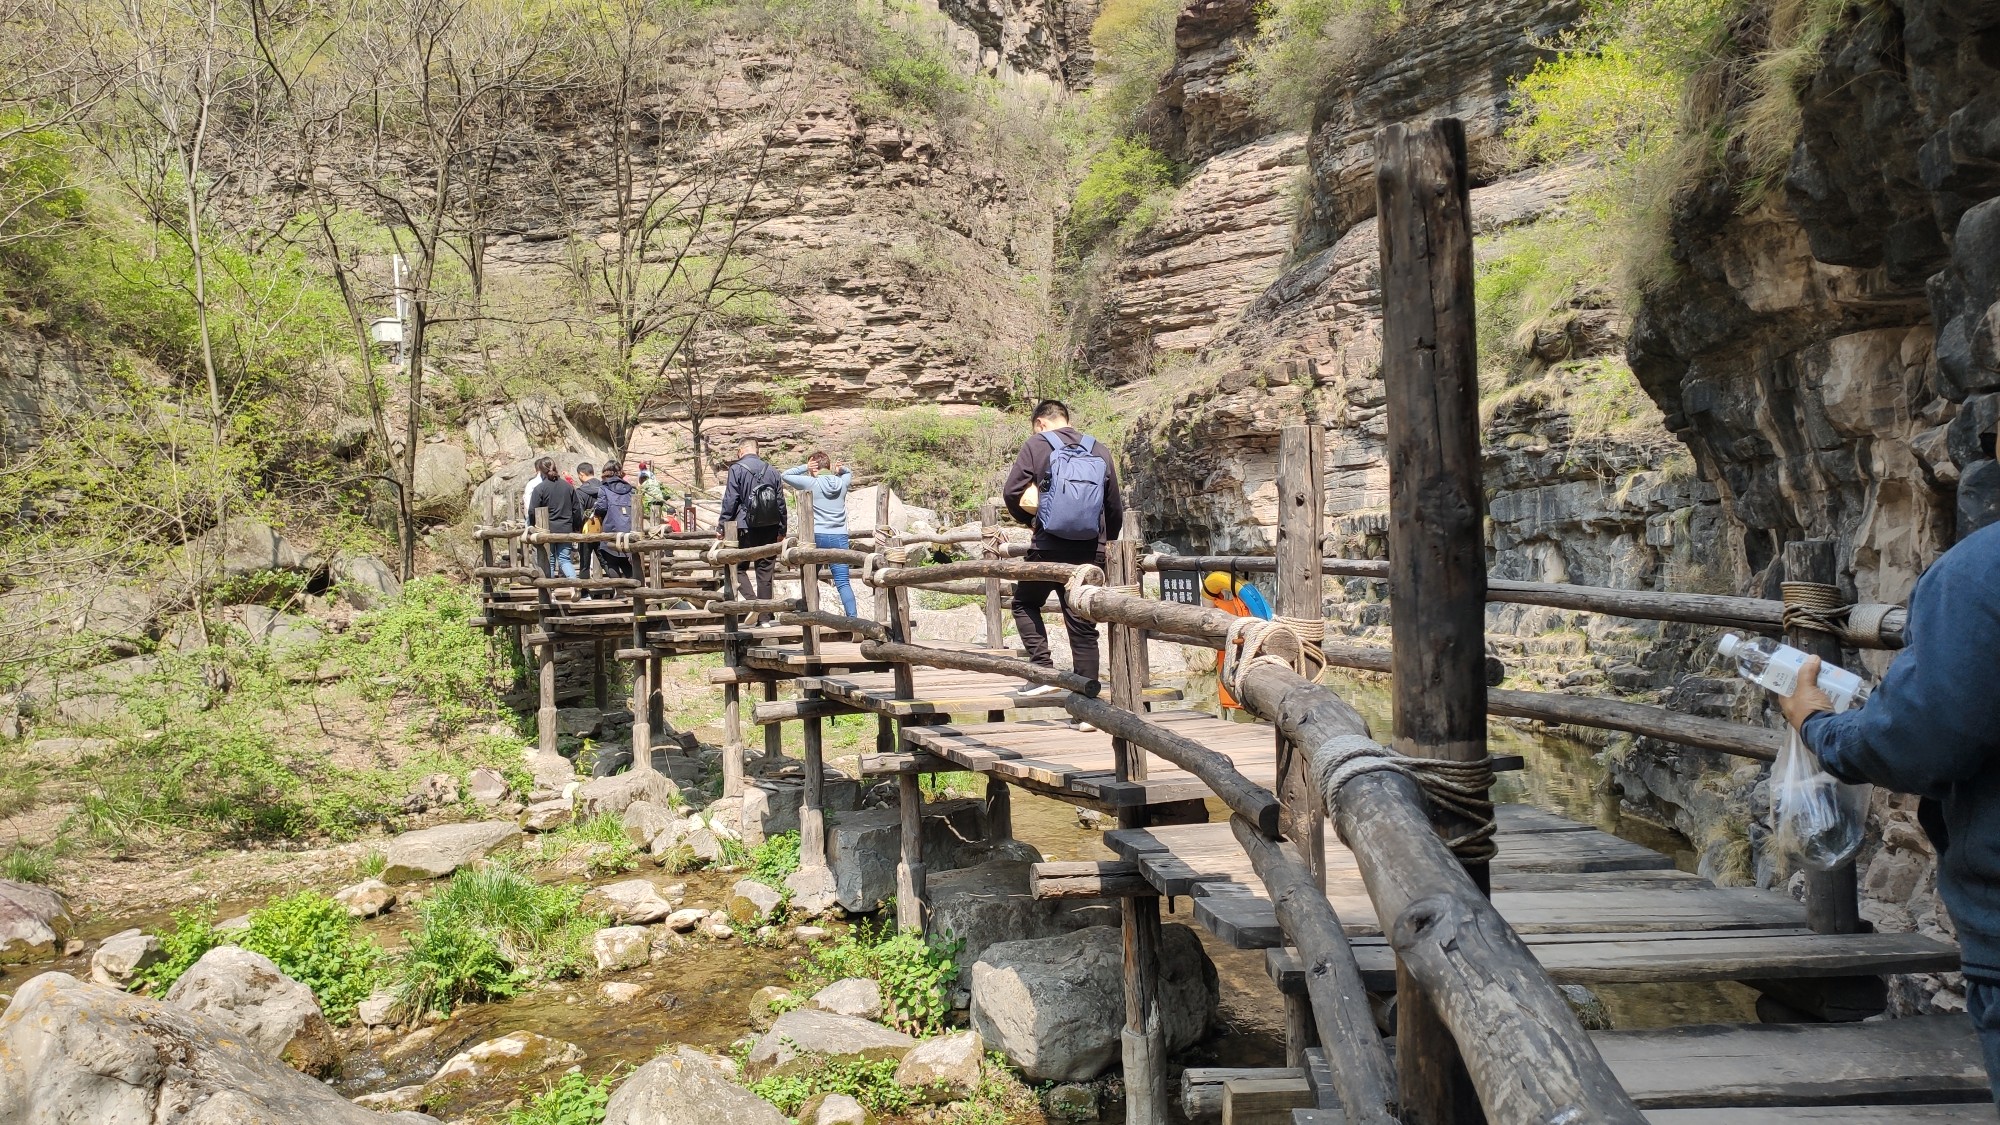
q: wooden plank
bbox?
[1223,1077,1315,1125]
[1644,1109,1998,1123]
[1596,1016,1988,1108]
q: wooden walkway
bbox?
[803,666,1180,719]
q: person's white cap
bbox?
[1716,633,1743,658]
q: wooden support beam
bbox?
[762,678,783,761]
[707,667,787,686]
[986,776,1012,843]
[752,697,864,724]
[1379,118,1490,1125]
[871,559,1087,587]
[1182,1069,1306,1125]
[981,501,1007,649]
[1060,692,1282,837]
[1108,535,1168,1125]
[704,597,805,616]
[722,522,745,799]
[776,610,890,643]
[897,770,925,933]
[1786,538,1862,939]
[1276,424,1326,891]
[857,639,1100,697]
[1232,816,1398,1125]
[1030,861,1154,899]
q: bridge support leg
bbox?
[984,777,1011,843]
[1379,118,1490,1125]
[722,680,744,797]
[592,640,608,711]
[896,770,926,932]
[1107,537,1169,1125]
[762,680,783,762]
[802,693,827,868]
[536,641,557,757]
[631,657,652,773]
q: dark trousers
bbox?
[596,550,632,584]
[1010,546,1104,681]
[578,536,594,579]
[733,523,782,607]
[1966,977,2000,1106]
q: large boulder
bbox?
[163,946,339,1077]
[623,800,680,849]
[0,879,71,963]
[379,821,521,883]
[969,924,1217,1082]
[743,1008,916,1079]
[332,553,402,610]
[742,777,861,846]
[0,972,405,1124]
[576,769,679,819]
[894,1030,984,1102]
[593,926,651,971]
[925,857,1115,981]
[235,605,323,650]
[824,799,987,912]
[197,516,321,600]
[808,978,883,1021]
[89,928,163,988]
[604,1046,787,1125]
[727,879,785,926]
[411,442,475,518]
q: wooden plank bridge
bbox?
[470,120,1985,1125]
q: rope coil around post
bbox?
[1780,580,1895,647]
[777,536,799,567]
[1314,733,1498,863]
[1276,615,1328,680]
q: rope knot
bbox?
[1312,734,1498,863]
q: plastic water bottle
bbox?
[1716,634,1864,712]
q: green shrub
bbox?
[750,1057,914,1116]
[134,907,224,994]
[790,917,960,1035]
[1067,139,1175,250]
[0,843,58,884]
[237,891,384,1023]
[336,577,502,734]
[1244,0,1403,128]
[849,406,1017,521]
[1089,0,1181,129]
[510,1069,613,1125]
[539,813,640,875]
[392,864,604,1016]
[748,831,801,886]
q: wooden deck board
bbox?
[1643,1108,1998,1123]
[900,710,1273,807]
[802,668,1181,717]
[1597,1016,1989,1108]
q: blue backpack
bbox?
[1038,431,1108,541]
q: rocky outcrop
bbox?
[928,0,1098,92]
[0,972,406,1125]
[606,1046,787,1125]
[378,821,522,883]
[0,879,71,963]
[743,1008,917,1079]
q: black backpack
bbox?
[745,465,785,528]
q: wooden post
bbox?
[1276,424,1327,891]
[536,640,557,757]
[1786,539,1862,936]
[592,639,608,712]
[874,487,893,623]
[888,573,925,931]
[1108,538,1168,1125]
[984,776,1011,843]
[478,494,498,633]
[980,500,1005,649]
[762,679,783,761]
[1378,118,1488,1125]
[722,521,745,798]
[631,582,652,773]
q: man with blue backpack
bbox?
[718,437,788,622]
[589,461,639,595]
[1002,400,1124,692]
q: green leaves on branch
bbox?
[1066,139,1174,251]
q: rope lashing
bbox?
[1060,565,1112,616]
[1314,733,1499,863]
[1276,614,1328,681]
[861,553,884,586]
[1218,617,1304,700]
[1780,581,1897,647]
[612,531,635,554]
[704,540,724,565]
[777,536,799,567]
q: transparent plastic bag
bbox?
[1770,728,1869,870]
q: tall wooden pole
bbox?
[1378,118,1489,1125]
[722,521,745,798]
[631,584,653,774]
[1109,537,1167,1125]
[981,500,1006,649]
[1275,424,1326,888]
[874,487,893,623]
[1785,539,1861,936]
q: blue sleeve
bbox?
[1804,529,2000,798]
[782,467,814,490]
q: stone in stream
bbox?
[623,799,680,848]
[164,946,340,1077]
[0,971,402,1124]
[357,991,398,1028]
[605,1045,787,1125]
[750,985,792,1030]
[602,981,645,1004]
[969,924,1217,1082]
[664,907,708,933]
[894,1030,984,1102]
[577,769,679,818]
[334,878,398,919]
[743,1008,916,1079]
[924,856,1114,984]
[727,878,785,925]
[88,927,163,988]
[584,878,680,924]
[521,798,574,832]
[525,749,575,796]
[0,878,71,964]
[427,1029,586,1088]
[379,821,521,883]
[594,925,651,971]
[808,977,882,1021]
[798,1091,868,1125]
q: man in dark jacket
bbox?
[1783,520,2000,1096]
[574,462,602,581]
[1001,400,1124,689]
[526,456,581,580]
[717,437,788,613]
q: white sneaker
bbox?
[1074,720,1096,733]
[1016,683,1064,699]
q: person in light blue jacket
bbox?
[783,451,858,617]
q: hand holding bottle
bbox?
[1780,655,1838,732]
